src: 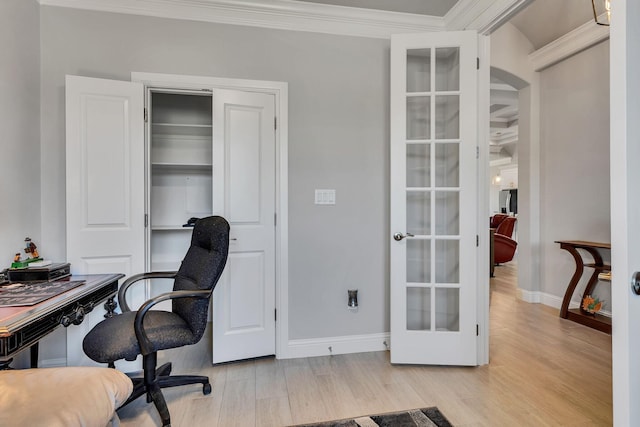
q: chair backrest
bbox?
[490,213,509,229]
[172,216,230,341]
[496,216,517,238]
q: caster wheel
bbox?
[203,383,212,395]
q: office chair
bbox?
[82,216,230,427]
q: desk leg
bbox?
[30,342,39,368]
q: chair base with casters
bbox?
[82,216,230,427]
[117,353,212,424]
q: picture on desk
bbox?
[0,280,86,307]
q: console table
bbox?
[0,274,123,367]
[555,240,611,333]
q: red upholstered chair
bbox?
[490,213,509,229]
[494,233,518,264]
[495,216,517,238]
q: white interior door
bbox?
[212,89,276,364]
[65,75,145,367]
[390,31,479,365]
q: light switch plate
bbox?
[315,189,336,205]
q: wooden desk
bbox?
[555,240,611,333]
[0,274,123,366]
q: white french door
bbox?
[211,89,276,364]
[390,31,479,365]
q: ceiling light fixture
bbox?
[592,0,611,26]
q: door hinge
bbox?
[144,213,148,228]
[144,108,148,123]
[274,117,277,131]
[476,235,479,247]
[477,57,480,70]
[274,213,277,226]
[476,146,479,159]
[476,324,479,336]
[275,308,277,321]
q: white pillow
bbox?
[0,367,133,427]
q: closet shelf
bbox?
[151,225,201,231]
[152,122,212,128]
[151,162,211,171]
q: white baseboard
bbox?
[39,358,67,368]
[517,287,541,303]
[516,288,612,318]
[283,332,390,359]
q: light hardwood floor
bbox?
[118,263,613,426]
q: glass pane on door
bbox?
[407,49,431,93]
[407,192,431,236]
[435,240,459,283]
[435,95,460,139]
[407,96,430,140]
[407,239,431,283]
[435,47,460,91]
[407,144,430,187]
[407,287,431,330]
[435,143,459,187]
[435,192,459,235]
[435,288,459,331]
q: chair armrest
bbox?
[133,289,212,355]
[118,271,177,312]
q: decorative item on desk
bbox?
[10,237,42,269]
[582,295,603,315]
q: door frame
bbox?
[477,35,491,365]
[131,72,289,360]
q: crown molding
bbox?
[37,0,446,39]
[445,0,532,34]
[529,17,609,71]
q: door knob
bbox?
[632,272,640,295]
[393,232,414,241]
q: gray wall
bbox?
[540,41,611,309]
[0,1,41,262]
[0,0,41,367]
[39,7,390,340]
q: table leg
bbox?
[559,243,584,319]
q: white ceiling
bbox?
[509,0,595,49]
